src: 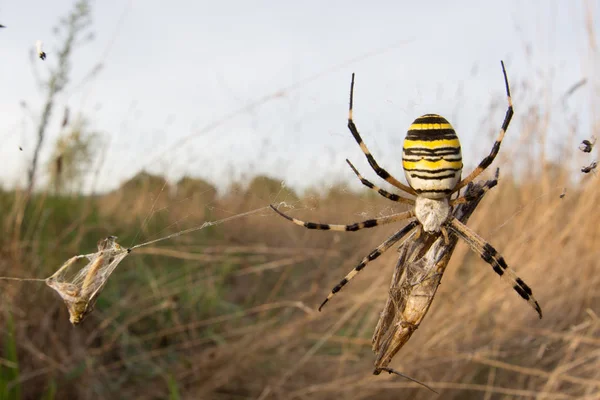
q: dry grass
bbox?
[1,138,599,399]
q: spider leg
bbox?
[319,220,419,311]
[450,168,499,206]
[270,205,414,232]
[447,217,542,318]
[346,159,415,205]
[453,61,513,193]
[347,73,417,196]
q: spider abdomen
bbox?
[402,114,463,199]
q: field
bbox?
[1,123,599,399]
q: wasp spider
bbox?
[271,61,542,319]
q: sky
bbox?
[0,0,597,194]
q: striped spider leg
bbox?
[347,73,417,197]
[450,168,499,207]
[270,205,417,309]
[440,62,540,318]
[451,60,513,193]
[447,217,542,317]
[345,159,415,206]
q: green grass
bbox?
[0,311,21,400]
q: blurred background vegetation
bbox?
[1,1,599,399]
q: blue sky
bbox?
[0,1,596,194]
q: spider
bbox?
[271,61,542,319]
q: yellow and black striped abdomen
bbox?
[402,114,463,198]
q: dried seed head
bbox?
[36,40,46,60]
